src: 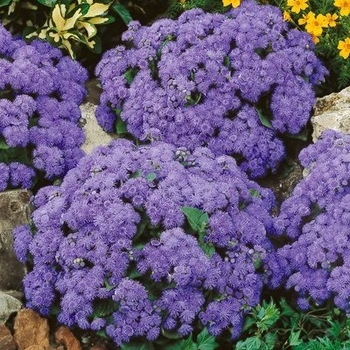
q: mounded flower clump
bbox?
[14,139,278,344]
[0,23,88,190]
[271,130,350,312]
[95,0,327,178]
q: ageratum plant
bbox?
[95,0,327,178]
[271,130,350,312]
[0,23,88,191]
[14,139,278,346]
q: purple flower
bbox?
[0,23,88,190]
[272,130,350,312]
[16,139,277,344]
[95,2,327,178]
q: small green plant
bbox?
[235,297,350,349]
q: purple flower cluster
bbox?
[270,130,350,312]
[0,23,88,190]
[95,1,327,177]
[14,139,277,344]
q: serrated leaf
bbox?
[112,3,132,25]
[289,329,302,346]
[121,341,155,350]
[181,207,208,233]
[179,336,198,350]
[236,336,262,350]
[197,328,219,350]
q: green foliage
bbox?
[164,0,226,19]
[234,297,350,349]
[121,328,219,350]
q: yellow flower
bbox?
[334,0,350,16]
[283,11,292,21]
[338,37,350,59]
[305,13,328,37]
[298,11,315,25]
[286,0,308,14]
[325,13,338,27]
[222,0,241,8]
[310,34,320,44]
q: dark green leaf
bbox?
[93,299,118,318]
[112,3,132,25]
[199,242,215,258]
[0,0,11,7]
[36,0,56,6]
[124,67,139,85]
[67,3,89,17]
[197,328,219,350]
[287,126,309,141]
[181,206,208,233]
[256,108,273,129]
[116,117,128,135]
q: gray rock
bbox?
[0,190,30,290]
[0,291,22,323]
[312,86,350,141]
[80,102,114,154]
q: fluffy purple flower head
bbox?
[95,1,327,177]
[270,130,350,312]
[0,23,88,190]
[15,139,277,344]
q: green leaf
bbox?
[93,299,118,318]
[179,336,198,350]
[124,67,139,85]
[121,341,155,350]
[257,300,280,332]
[256,108,273,129]
[289,329,302,346]
[112,3,132,25]
[36,0,57,6]
[146,172,157,182]
[249,189,260,198]
[0,140,9,150]
[0,0,11,7]
[287,126,309,141]
[236,336,263,350]
[181,207,208,233]
[197,328,219,350]
[162,329,183,340]
[116,117,128,135]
